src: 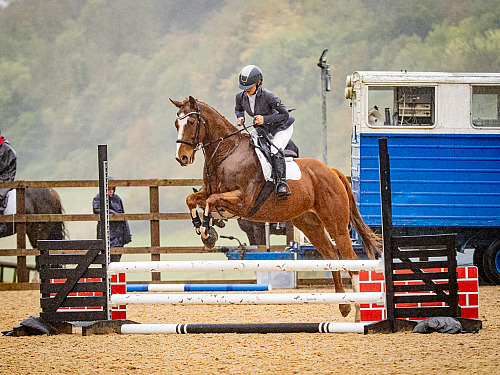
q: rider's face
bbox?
[244,84,257,96]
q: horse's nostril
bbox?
[181,155,188,164]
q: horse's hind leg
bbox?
[292,212,351,318]
[316,212,362,322]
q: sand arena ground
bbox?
[1,285,499,375]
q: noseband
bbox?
[176,101,205,150]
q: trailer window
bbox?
[368,86,435,126]
[472,86,500,127]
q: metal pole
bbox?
[318,49,331,165]
[321,70,327,165]
[265,222,270,252]
[98,145,111,320]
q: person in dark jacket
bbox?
[93,177,131,260]
[235,65,294,200]
[0,131,16,237]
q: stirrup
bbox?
[275,182,290,201]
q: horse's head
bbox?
[170,96,203,166]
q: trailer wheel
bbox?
[483,239,500,285]
[473,246,491,283]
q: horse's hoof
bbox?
[339,304,351,317]
[201,227,218,249]
[212,218,226,228]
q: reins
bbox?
[176,100,253,150]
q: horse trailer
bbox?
[346,71,500,284]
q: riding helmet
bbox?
[239,65,263,89]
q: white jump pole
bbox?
[108,259,384,274]
[111,292,384,306]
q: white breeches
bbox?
[251,125,293,181]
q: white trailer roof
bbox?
[353,71,500,85]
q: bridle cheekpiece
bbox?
[176,100,204,150]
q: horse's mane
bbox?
[183,98,237,130]
[198,100,227,121]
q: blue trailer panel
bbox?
[352,133,500,228]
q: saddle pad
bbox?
[285,157,301,180]
[4,189,16,215]
[254,148,301,181]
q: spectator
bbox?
[0,131,16,237]
[93,177,131,261]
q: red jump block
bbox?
[359,267,479,322]
[49,273,127,321]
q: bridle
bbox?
[176,100,250,151]
[176,101,204,150]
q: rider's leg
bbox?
[270,125,293,200]
[269,124,293,154]
[273,154,289,200]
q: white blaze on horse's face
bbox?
[176,112,188,157]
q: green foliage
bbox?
[0,0,498,188]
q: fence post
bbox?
[16,186,28,283]
[150,186,161,282]
[378,137,396,332]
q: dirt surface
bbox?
[1,286,499,375]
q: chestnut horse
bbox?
[171,96,381,318]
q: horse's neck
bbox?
[203,130,241,168]
[202,114,239,163]
[206,115,237,141]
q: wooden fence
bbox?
[0,179,294,290]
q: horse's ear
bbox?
[188,96,197,107]
[169,98,182,108]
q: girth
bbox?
[245,181,275,218]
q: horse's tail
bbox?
[50,206,67,240]
[41,188,67,240]
[50,189,67,240]
[333,169,382,259]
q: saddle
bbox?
[246,131,297,216]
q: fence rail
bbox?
[0,179,298,290]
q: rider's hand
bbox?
[254,115,264,125]
[237,117,245,126]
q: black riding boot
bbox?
[273,155,290,200]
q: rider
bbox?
[0,130,16,237]
[235,65,294,200]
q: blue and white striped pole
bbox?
[126,284,272,292]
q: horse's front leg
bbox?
[199,189,245,248]
[186,187,209,235]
